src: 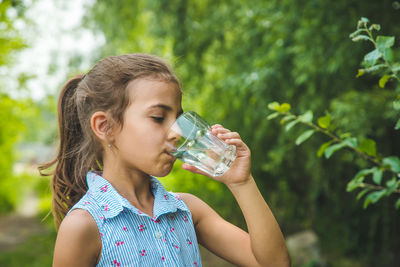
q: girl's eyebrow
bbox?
[148,104,183,116]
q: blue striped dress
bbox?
[68,171,202,267]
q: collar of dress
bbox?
[85,171,189,220]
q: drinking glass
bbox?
[165,111,236,176]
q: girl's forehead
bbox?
[127,78,182,108]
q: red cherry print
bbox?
[100,185,108,193]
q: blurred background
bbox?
[0,0,400,266]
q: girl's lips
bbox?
[164,150,176,158]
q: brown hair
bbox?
[39,54,180,229]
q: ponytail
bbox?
[39,74,91,229]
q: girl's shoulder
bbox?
[62,208,99,234]
[54,209,101,265]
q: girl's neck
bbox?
[102,164,155,217]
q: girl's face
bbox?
[111,78,183,177]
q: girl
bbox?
[40,53,290,267]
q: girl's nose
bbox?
[165,130,181,150]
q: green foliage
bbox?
[0,95,25,213]
[268,18,400,212]
[0,1,26,67]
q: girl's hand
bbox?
[182,124,252,187]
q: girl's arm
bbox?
[53,209,101,267]
[180,125,291,267]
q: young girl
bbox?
[41,53,290,267]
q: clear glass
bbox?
[165,111,236,176]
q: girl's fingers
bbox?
[217,132,240,140]
[211,125,228,132]
[212,129,230,136]
[211,124,223,129]
[225,138,244,147]
[182,163,209,176]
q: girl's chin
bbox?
[152,162,175,177]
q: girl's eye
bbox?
[152,117,165,123]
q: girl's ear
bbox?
[90,111,114,143]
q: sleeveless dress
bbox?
[69,171,202,267]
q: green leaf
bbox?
[377,36,395,62]
[379,75,391,88]
[280,114,296,124]
[356,69,365,77]
[395,119,400,130]
[298,110,313,123]
[372,167,383,185]
[358,138,376,157]
[343,137,358,148]
[354,168,374,180]
[268,102,280,111]
[295,130,315,145]
[361,17,369,23]
[376,36,395,50]
[382,156,400,172]
[395,198,400,209]
[276,103,291,112]
[317,140,333,157]
[357,18,369,29]
[392,62,400,72]
[339,132,352,139]
[324,142,347,159]
[347,179,363,192]
[363,190,386,208]
[364,64,386,73]
[351,35,370,42]
[393,100,400,110]
[347,169,373,192]
[369,24,381,31]
[317,115,331,129]
[285,119,299,131]
[385,177,398,195]
[349,28,364,38]
[267,112,280,120]
[382,48,393,62]
[356,188,371,200]
[363,49,382,67]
